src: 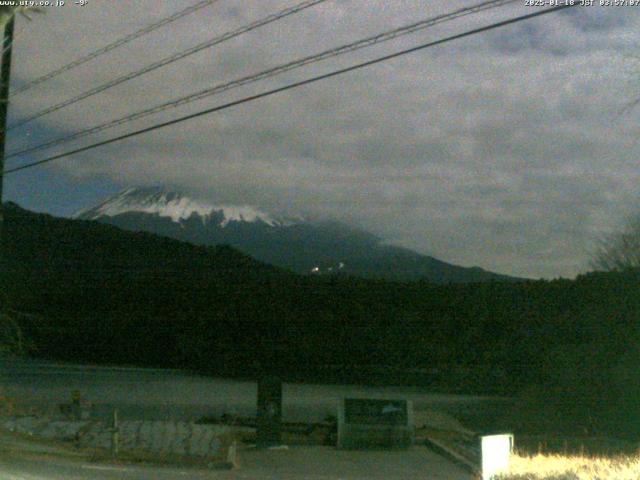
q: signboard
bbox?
[337,398,414,449]
[344,398,408,425]
[481,433,514,480]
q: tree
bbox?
[591,214,640,271]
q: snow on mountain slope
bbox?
[73,186,297,228]
[72,186,519,282]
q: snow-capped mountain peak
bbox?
[70,186,517,282]
[73,187,298,228]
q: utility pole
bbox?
[0,17,14,303]
[0,17,14,236]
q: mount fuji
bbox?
[74,186,517,283]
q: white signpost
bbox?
[480,433,514,480]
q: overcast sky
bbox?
[2,1,639,279]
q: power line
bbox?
[9,0,220,97]
[6,0,516,157]
[6,0,519,160]
[7,0,330,131]
[1,4,577,178]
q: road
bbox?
[0,437,473,479]
[0,453,222,479]
[0,358,507,424]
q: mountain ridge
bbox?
[74,186,301,227]
[75,186,521,283]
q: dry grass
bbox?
[496,452,640,480]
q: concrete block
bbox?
[190,425,212,456]
[172,421,189,454]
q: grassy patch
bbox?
[496,452,640,480]
[514,435,639,457]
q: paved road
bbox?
[0,453,220,479]
[0,358,507,424]
[0,444,473,480]
[0,426,473,479]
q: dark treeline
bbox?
[2,202,640,438]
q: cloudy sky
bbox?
[2,1,639,279]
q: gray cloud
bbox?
[4,1,640,279]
